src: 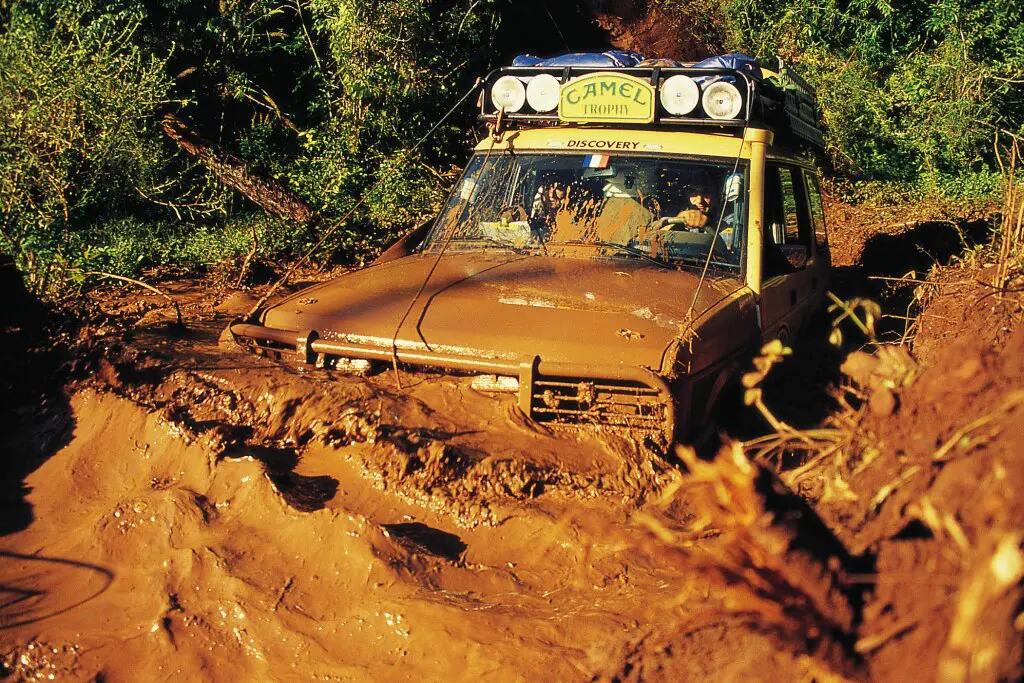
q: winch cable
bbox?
[681,138,746,337]
[241,78,483,323]
[386,131,501,389]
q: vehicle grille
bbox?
[528,376,667,432]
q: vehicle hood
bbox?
[261,253,742,370]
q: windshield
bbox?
[423,152,746,269]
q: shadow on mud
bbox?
[222,444,339,513]
[383,522,467,562]
[0,551,114,629]
[0,257,75,536]
[714,218,992,441]
[835,218,990,339]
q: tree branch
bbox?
[160,113,315,227]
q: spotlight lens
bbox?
[491,76,526,113]
[701,80,743,120]
[659,75,699,116]
[526,74,560,113]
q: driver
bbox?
[673,184,714,229]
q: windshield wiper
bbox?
[546,240,670,268]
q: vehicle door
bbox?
[802,169,831,311]
[758,164,815,344]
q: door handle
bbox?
[790,290,797,306]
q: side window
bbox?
[778,168,801,244]
[763,164,812,275]
[803,170,828,250]
[777,166,812,248]
[763,166,784,245]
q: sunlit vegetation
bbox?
[1,0,1020,290]
[725,0,1024,200]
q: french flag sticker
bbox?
[583,154,611,169]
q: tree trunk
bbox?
[160,113,315,227]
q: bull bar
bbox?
[230,322,676,440]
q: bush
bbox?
[724,0,1024,200]
[0,2,181,291]
[1,0,501,292]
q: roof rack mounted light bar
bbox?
[478,60,825,151]
[480,65,757,125]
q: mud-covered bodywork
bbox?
[232,251,760,439]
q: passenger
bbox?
[530,180,568,239]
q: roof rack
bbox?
[478,59,824,151]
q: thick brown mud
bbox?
[3,208,1023,681]
[0,337,823,680]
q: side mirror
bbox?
[779,244,808,270]
[372,218,435,265]
[724,172,743,201]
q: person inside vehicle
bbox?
[530,178,568,239]
[674,183,714,229]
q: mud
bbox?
[3,205,1024,681]
[0,279,770,680]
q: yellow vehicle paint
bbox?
[475,127,750,159]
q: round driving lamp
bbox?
[491,76,527,113]
[526,74,560,113]
[701,80,743,120]
[659,75,700,116]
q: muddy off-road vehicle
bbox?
[231,52,830,442]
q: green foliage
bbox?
[299,0,496,232]
[725,0,1024,199]
[66,214,310,277]
[6,0,1019,292]
[0,2,180,289]
[1,0,501,292]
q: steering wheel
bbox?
[652,216,711,233]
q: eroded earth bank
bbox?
[2,209,1023,681]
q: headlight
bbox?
[659,75,699,116]
[525,73,560,113]
[701,80,743,120]
[491,76,527,113]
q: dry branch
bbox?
[160,113,315,227]
[79,270,185,329]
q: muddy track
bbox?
[3,211,1023,681]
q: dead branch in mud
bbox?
[78,270,185,329]
[570,443,864,677]
[160,113,315,227]
[995,134,1024,290]
[236,220,260,289]
[938,533,1024,683]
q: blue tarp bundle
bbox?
[512,50,646,67]
[510,52,762,80]
[691,53,762,80]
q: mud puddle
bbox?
[1,300,776,681]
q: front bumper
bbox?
[230,322,676,440]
